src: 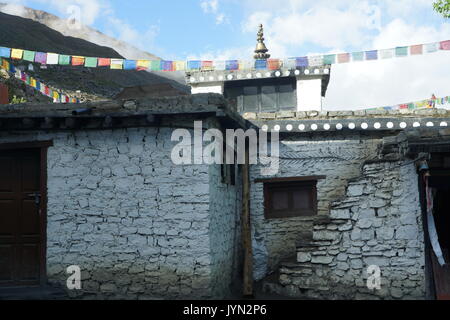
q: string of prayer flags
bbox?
[1,38,450,73]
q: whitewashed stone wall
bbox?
[250,134,381,279]
[273,161,425,300]
[0,123,241,299]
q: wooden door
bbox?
[0,148,43,287]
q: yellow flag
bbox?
[110,59,124,69]
[11,49,24,60]
[137,60,150,70]
[174,61,186,71]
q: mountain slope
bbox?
[0,11,189,101]
[0,2,159,60]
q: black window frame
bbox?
[224,78,297,113]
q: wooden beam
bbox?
[41,117,55,129]
[103,116,114,128]
[254,175,327,183]
[22,118,35,128]
[65,118,78,129]
[241,142,253,297]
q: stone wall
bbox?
[250,133,381,280]
[0,120,241,299]
[272,160,425,299]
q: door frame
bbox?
[0,140,53,286]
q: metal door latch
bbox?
[27,192,41,205]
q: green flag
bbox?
[352,52,364,61]
[323,54,336,65]
[59,55,71,65]
[23,50,36,62]
[84,57,98,68]
[395,46,408,57]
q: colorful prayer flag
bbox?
[137,60,150,71]
[187,60,201,70]
[296,57,308,67]
[440,40,450,50]
[149,60,161,71]
[337,53,350,63]
[58,55,71,65]
[352,52,364,61]
[308,55,324,67]
[161,60,174,71]
[46,53,59,65]
[71,56,85,66]
[379,49,394,59]
[255,59,267,70]
[110,59,124,69]
[98,58,111,67]
[323,54,336,65]
[410,44,423,55]
[395,47,408,57]
[201,61,213,71]
[84,57,98,68]
[23,50,35,62]
[124,60,137,70]
[213,60,225,71]
[0,47,10,58]
[425,42,439,53]
[225,60,239,70]
[268,59,281,70]
[11,49,23,60]
[365,50,378,60]
[174,61,186,71]
[35,52,47,64]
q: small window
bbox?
[264,180,318,219]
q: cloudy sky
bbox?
[1,0,450,110]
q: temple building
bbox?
[0,25,450,300]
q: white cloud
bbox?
[200,0,228,25]
[236,0,450,110]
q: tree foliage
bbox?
[434,0,450,18]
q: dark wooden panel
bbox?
[0,147,42,287]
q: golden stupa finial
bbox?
[254,24,270,60]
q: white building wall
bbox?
[296,78,322,112]
[191,83,224,95]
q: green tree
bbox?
[434,0,450,18]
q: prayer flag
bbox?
[255,59,267,70]
[410,45,423,55]
[395,46,408,57]
[84,57,98,68]
[46,53,59,64]
[379,49,394,59]
[365,50,378,60]
[98,58,111,67]
[124,60,137,70]
[23,50,35,62]
[213,60,225,71]
[58,55,71,65]
[149,60,161,71]
[161,60,174,71]
[440,40,450,50]
[425,42,439,53]
[0,47,10,58]
[110,59,124,69]
[137,60,150,71]
[296,57,308,67]
[308,55,324,66]
[187,60,201,70]
[267,59,281,70]
[11,49,23,60]
[174,61,186,71]
[337,53,350,63]
[352,52,364,61]
[71,56,85,66]
[323,54,336,65]
[225,60,239,70]
[201,61,213,71]
[34,52,47,64]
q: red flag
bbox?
[440,40,450,50]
